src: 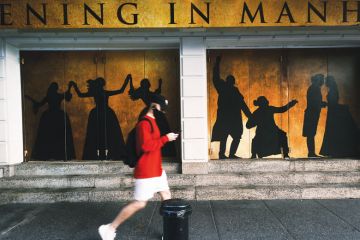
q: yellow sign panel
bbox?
[0,0,359,29]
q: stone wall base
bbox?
[182,162,208,174]
[0,165,15,178]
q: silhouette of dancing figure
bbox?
[320,76,359,158]
[302,74,327,158]
[70,75,130,160]
[129,77,176,157]
[211,56,251,159]
[246,96,298,159]
[26,82,75,161]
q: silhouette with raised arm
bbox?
[302,74,327,158]
[320,76,359,158]
[129,78,162,105]
[128,77,176,157]
[26,82,75,161]
[70,75,130,160]
[246,96,298,159]
[211,56,252,159]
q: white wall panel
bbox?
[0,121,6,141]
[183,139,207,160]
[0,142,7,163]
[5,43,23,164]
[0,59,5,78]
[183,98,205,118]
[180,37,208,168]
[182,57,206,76]
[0,101,5,120]
[0,80,4,100]
[183,118,206,139]
[182,77,206,97]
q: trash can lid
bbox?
[160,199,192,218]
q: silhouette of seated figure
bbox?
[26,82,75,161]
[246,96,298,159]
[69,75,130,160]
[320,76,359,158]
[129,77,176,157]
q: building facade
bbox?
[1,0,360,177]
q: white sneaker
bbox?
[98,224,116,240]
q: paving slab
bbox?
[0,202,155,240]
[211,200,294,240]
[294,232,360,240]
[264,200,360,240]
[0,204,45,236]
[316,199,360,231]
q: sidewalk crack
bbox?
[263,201,297,240]
[0,205,46,237]
[315,200,360,233]
[145,201,158,240]
[209,201,221,240]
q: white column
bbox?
[0,40,22,176]
[180,37,208,174]
[0,39,7,168]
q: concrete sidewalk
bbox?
[1,200,360,240]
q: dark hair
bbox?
[325,76,337,88]
[140,79,151,88]
[149,94,168,111]
[95,77,106,87]
[138,105,152,120]
[47,82,59,95]
[226,75,235,85]
[311,74,324,84]
[254,96,268,107]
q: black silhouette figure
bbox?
[320,76,359,158]
[70,75,130,160]
[129,78,162,105]
[302,74,327,158]
[246,96,298,159]
[211,56,252,159]
[26,82,75,161]
[129,77,176,157]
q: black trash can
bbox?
[160,199,192,240]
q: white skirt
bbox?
[134,170,170,201]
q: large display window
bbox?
[208,49,360,159]
[21,50,180,161]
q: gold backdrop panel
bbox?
[208,50,284,159]
[104,51,144,144]
[286,49,328,158]
[248,50,283,158]
[21,51,67,160]
[64,51,98,160]
[105,50,180,155]
[142,50,180,139]
[208,50,251,159]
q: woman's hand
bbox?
[166,133,179,142]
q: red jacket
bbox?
[134,116,169,179]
